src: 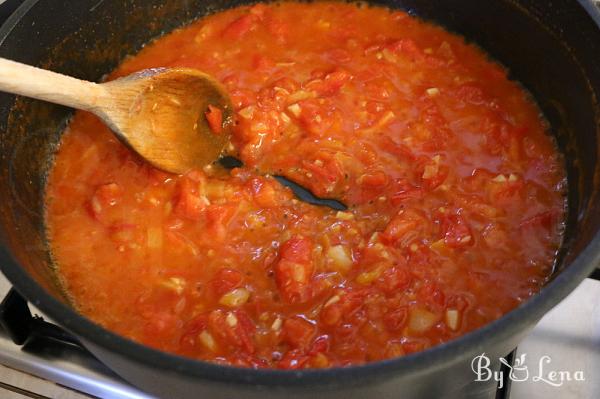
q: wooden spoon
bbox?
[0,58,233,174]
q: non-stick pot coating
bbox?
[0,1,599,398]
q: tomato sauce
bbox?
[46,2,566,368]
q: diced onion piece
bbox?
[161,277,186,294]
[422,162,439,179]
[408,307,439,333]
[335,211,354,220]
[198,330,217,352]
[324,295,340,307]
[273,86,290,95]
[508,173,519,182]
[287,103,302,117]
[204,180,233,199]
[287,90,316,103]
[291,263,306,282]
[251,121,269,133]
[238,105,255,119]
[445,309,460,331]
[367,111,396,134]
[382,48,396,63]
[492,174,507,183]
[385,342,405,357]
[426,87,440,97]
[147,226,163,249]
[225,312,238,327]
[280,112,291,125]
[430,239,450,255]
[219,287,250,308]
[326,245,353,273]
[271,317,282,331]
[355,266,382,285]
[90,196,102,215]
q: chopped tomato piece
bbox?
[305,69,352,97]
[208,309,255,354]
[281,317,316,350]
[205,104,223,135]
[274,237,314,304]
[383,307,408,332]
[382,210,424,244]
[441,214,473,248]
[246,178,279,208]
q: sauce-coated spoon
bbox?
[0,58,233,174]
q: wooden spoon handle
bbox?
[0,58,108,112]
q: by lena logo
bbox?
[471,353,585,389]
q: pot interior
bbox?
[0,0,599,346]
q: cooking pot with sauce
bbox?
[0,0,599,398]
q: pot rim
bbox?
[1,0,600,388]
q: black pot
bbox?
[0,0,599,398]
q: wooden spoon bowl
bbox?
[0,58,233,174]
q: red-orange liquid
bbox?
[46,2,566,368]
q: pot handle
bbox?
[0,288,81,347]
